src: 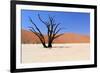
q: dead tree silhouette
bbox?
[29,14,64,48]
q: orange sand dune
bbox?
[53,33,90,43]
[21,29,90,44]
[21,29,40,44]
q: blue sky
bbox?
[21,9,90,35]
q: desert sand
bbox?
[22,43,90,63]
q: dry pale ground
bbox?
[22,43,90,63]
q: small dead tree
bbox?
[29,14,64,48]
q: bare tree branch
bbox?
[53,23,61,33]
[29,28,44,44]
[29,17,46,42]
[28,14,64,48]
[54,28,63,34]
[38,14,49,28]
[38,14,51,38]
[29,17,43,36]
[28,17,47,48]
[54,33,64,39]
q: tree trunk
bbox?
[42,43,47,48]
[48,43,52,48]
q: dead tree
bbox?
[29,14,64,48]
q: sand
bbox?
[22,43,90,63]
[21,29,90,44]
